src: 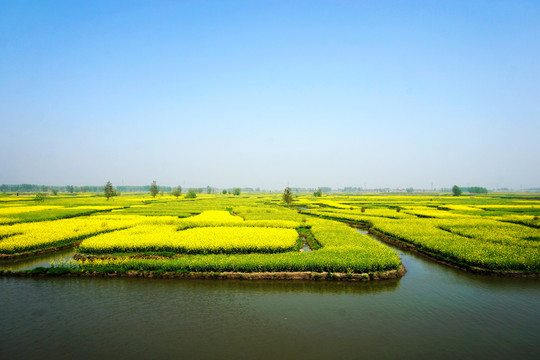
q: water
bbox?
[1,239,539,359]
[0,247,76,271]
[300,236,312,252]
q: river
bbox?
[1,238,539,359]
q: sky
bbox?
[1,0,539,190]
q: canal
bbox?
[1,239,539,359]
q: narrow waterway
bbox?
[0,247,76,271]
[1,234,539,360]
[300,235,312,252]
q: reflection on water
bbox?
[154,277,402,295]
[0,247,76,271]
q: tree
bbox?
[233,188,241,196]
[468,186,488,194]
[104,181,116,200]
[452,185,462,197]
[206,186,213,194]
[51,188,58,196]
[34,192,45,202]
[172,186,182,198]
[185,189,197,199]
[67,185,74,193]
[150,181,159,198]
[222,189,227,194]
[313,188,322,197]
[283,187,294,205]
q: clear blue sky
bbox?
[1,0,539,190]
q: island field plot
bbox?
[78,211,301,255]
[75,208,402,275]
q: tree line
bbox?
[102,181,248,200]
[0,184,173,193]
[452,185,488,196]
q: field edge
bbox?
[368,228,540,278]
[0,265,407,281]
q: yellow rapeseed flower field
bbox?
[79,225,299,254]
[0,215,144,254]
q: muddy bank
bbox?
[1,265,406,281]
[368,228,539,278]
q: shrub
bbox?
[283,187,293,205]
[172,186,182,198]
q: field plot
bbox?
[300,194,540,273]
[0,202,126,225]
[0,215,140,255]
[77,208,401,275]
[79,223,300,254]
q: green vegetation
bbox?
[104,181,116,200]
[283,187,294,205]
[467,186,488,194]
[185,190,197,199]
[172,186,182,198]
[150,181,159,198]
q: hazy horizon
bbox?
[1,182,536,192]
[1,1,539,190]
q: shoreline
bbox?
[300,211,539,278]
[367,228,539,278]
[0,265,406,281]
[0,241,81,261]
